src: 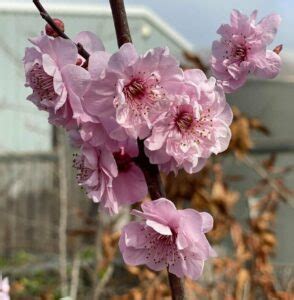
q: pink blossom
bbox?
[211,10,281,93]
[66,44,127,149]
[73,143,147,214]
[83,43,184,139]
[23,32,104,128]
[0,275,10,300]
[145,69,233,174]
[119,198,216,280]
[78,122,119,150]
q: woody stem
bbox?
[109,0,185,299]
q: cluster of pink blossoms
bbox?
[212,10,281,92]
[23,31,233,213]
[23,9,281,279]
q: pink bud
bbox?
[76,58,83,66]
[45,18,65,37]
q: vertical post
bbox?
[57,128,69,297]
[109,1,185,299]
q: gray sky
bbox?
[16,0,293,52]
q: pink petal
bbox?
[230,9,245,28]
[74,31,105,54]
[52,37,78,68]
[112,164,147,205]
[132,199,178,228]
[61,64,91,121]
[146,220,172,235]
[61,65,90,97]
[184,69,207,84]
[144,124,169,151]
[88,51,111,79]
[119,222,149,265]
[122,222,148,249]
[257,13,281,45]
[182,257,204,280]
[83,77,116,118]
[179,209,202,242]
[42,53,57,76]
[200,212,214,233]
[100,150,118,178]
[168,256,185,278]
[83,146,98,167]
[253,50,281,79]
[108,43,138,73]
[142,198,178,221]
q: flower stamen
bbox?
[175,111,194,132]
[123,79,146,102]
[29,63,57,101]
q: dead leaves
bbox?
[229,106,270,158]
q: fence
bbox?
[0,149,88,257]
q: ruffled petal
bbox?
[74,31,105,54]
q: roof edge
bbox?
[0,2,193,51]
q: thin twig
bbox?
[92,211,104,299]
[70,252,81,300]
[32,0,90,60]
[243,155,294,208]
[109,0,185,299]
[93,263,115,299]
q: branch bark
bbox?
[109,1,185,299]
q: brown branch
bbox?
[168,272,186,300]
[135,139,166,199]
[109,0,185,299]
[32,0,90,60]
[109,0,132,46]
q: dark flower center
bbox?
[175,111,194,132]
[113,150,132,172]
[123,79,146,102]
[144,228,181,266]
[234,46,247,60]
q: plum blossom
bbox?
[65,48,128,150]
[74,50,129,149]
[0,275,10,300]
[23,31,104,128]
[145,69,233,174]
[119,198,216,280]
[73,142,148,214]
[83,43,184,139]
[78,122,119,150]
[211,10,281,93]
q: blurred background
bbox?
[0,0,293,299]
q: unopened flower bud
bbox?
[273,44,283,55]
[76,58,83,66]
[45,18,65,37]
